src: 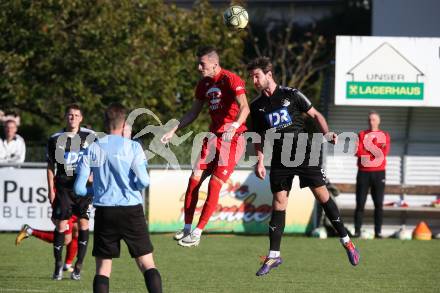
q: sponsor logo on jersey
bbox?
[266,107,293,129]
[207,87,223,110]
[64,151,84,164]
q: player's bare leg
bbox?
[136,253,162,293]
[256,190,288,276]
[179,174,224,247]
[311,185,360,266]
[174,169,209,241]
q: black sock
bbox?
[93,275,109,293]
[75,229,89,272]
[269,210,286,252]
[144,268,162,293]
[53,230,65,269]
[321,197,348,238]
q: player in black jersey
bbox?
[247,57,360,276]
[47,104,96,280]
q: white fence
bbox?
[325,155,440,186]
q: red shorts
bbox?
[64,215,78,235]
[195,133,245,182]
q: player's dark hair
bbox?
[64,104,82,115]
[196,45,217,58]
[247,57,273,74]
[105,103,127,130]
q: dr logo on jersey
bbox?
[64,151,84,164]
[266,107,292,129]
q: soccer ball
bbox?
[311,227,327,239]
[360,229,374,240]
[223,6,249,29]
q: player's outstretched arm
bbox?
[161,99,204,144]
[306,107,337,144]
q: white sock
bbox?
[341,235,350,245]
[192,228,202,237]
[26,227,33,235]
[184,224,192,231]
[268,250,280,258]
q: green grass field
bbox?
[0,233,439,293]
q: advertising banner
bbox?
[1,167,315,234]
[335,36,440,106]
[149,169,315,234]
[0,168,95,231]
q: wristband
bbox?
[324,132,335,141]
[231,122,240,129]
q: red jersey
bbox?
[356,129,391,171]
[195,68,247,134]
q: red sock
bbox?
[32,229,54,243]
[197,177,223,230]
[65,236,78,265]
[184,177,202,224]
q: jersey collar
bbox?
[63,127,80,137]
[262,85,280,99]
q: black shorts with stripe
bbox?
[93,204,153,259]
[52,181,92,220]
[269,166,326,193]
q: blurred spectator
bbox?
[0,119,26,163]
[354,111,390,239]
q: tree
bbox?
[247,22,329,105]
[0,0,246,146]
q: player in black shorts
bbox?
[47,104,95,280]
[74,103,162,293]
[247,57,360,276]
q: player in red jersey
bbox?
[354,110,391,238]
[16,215,79,272]
[161,46,250,247]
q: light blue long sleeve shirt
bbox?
[74,135,149,207]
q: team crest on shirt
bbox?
[281,98,290,107]
[207,87,223,110]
